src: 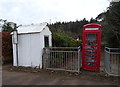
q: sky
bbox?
[0,0,110,25]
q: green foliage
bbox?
[2,32,13,63]
[96,1,120,47]
[2,22,14,32]
[0,19,14,32]
[52,31,81,47]
[106,2,120,47]
[106,31,120,47]
[107,2,120,47]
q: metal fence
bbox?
[42,47,81,72]
[104,47,120,76]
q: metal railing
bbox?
[104,47,120,76]
[42,47,81,72]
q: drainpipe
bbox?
[13,30,18,66]
[10,23,21,66]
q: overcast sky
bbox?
[0,0,110,25]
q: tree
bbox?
[96,1,120,47]
[0,19,14,32]
[89,17,97,23]
[105,1,120,47]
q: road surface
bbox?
[2,64,118,86]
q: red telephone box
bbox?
[82,24,102,72]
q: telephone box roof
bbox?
[83,24,101,28]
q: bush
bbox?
[52,32,81,47]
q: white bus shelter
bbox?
[11,23,52,68]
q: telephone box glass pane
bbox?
[86,50,96,54]
[87,34,97,37]
[86,38,96,41]
[86,54,95,58]
[86,42,96,45]
[86,62,95,66]
[85,46,97,50]
[86,58,95,62]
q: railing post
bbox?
[42,48,50,69]
[42,48,46,69]
[108,48,111,73]
[105,47,110,74]
[104,47,106,72]
[78,46,80,73]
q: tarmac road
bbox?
[0,65,2,87]
[2,65,118,86]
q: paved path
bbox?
[2,65,118,85]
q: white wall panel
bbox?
[30,33,41,67]
[18,34,31,66]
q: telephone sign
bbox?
[82,24,102,72]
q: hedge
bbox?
[2,32,13,63]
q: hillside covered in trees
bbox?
[49,18,98,39]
